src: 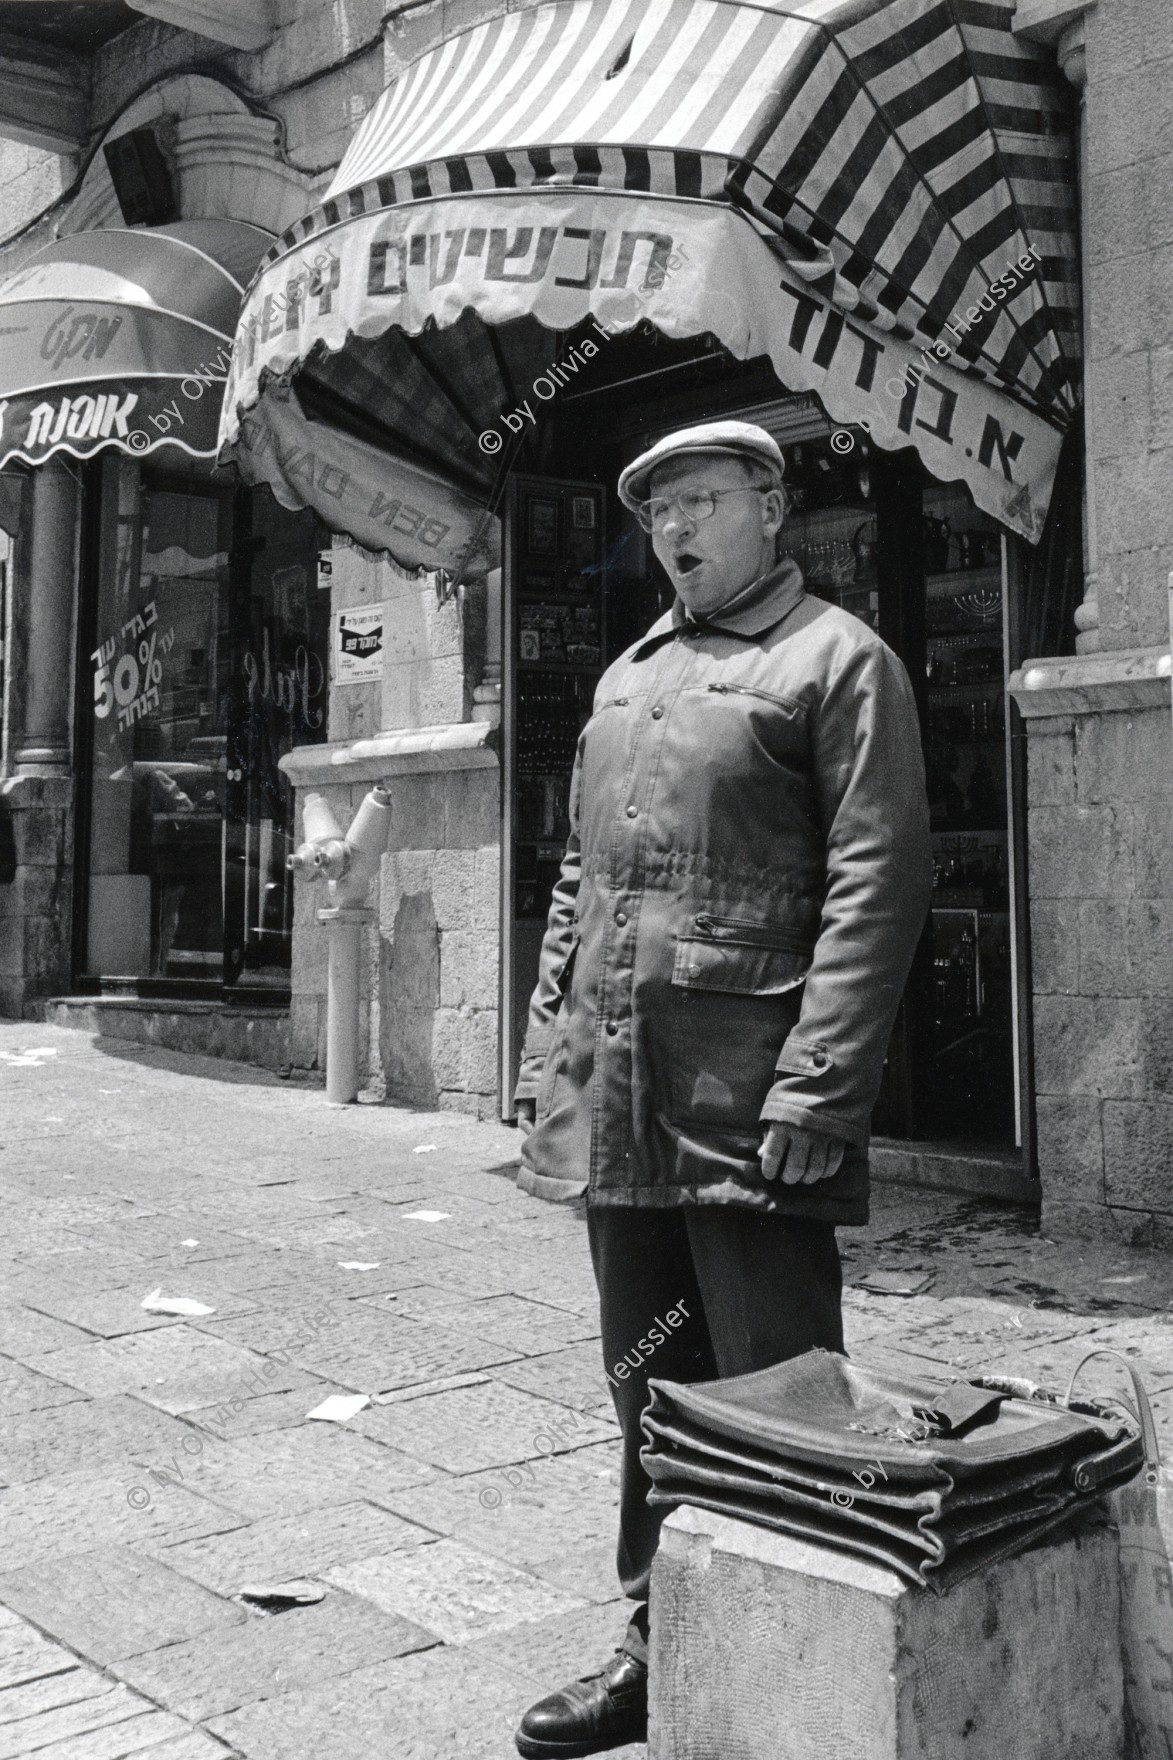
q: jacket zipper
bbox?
[706,681,799,713]
[693,912,809,951]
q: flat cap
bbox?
[618,420,784,511]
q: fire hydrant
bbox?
[288,785,391,1104]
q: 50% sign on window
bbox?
[92,602,176,731]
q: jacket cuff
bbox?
[758,1095,868,1150]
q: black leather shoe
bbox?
[515,1649,648,1757]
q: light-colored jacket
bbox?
[515,559,932,1225]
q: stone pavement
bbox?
[2,1019,1173,1760]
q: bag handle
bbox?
[1064,1346,1161,1486]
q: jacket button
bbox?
[651,705,664,719]
[615,911,628,926]
[606,1020,619,1036]
[812,1049,829,1068]
[625,805,637,818]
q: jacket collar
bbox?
[632,557,806,658]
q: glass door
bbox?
[81,455,326,998]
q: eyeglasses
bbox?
[634,484,770,534]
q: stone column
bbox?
[0,458,79,1015]
[13,459,80,770]
[1059,18,1101,655]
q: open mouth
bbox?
[674,551,703,576]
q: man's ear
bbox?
[761,485,786,536]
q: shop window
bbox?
[81,456,326,997]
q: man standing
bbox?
[512,421,932,1759]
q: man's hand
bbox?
[515,1099,536,1137]
[759,1123,845,1185]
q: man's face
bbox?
[647,453,784,617]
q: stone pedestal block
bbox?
[650,1505,1122,1760]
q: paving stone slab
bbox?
[0,1361,90,1418]
[0,1465,245,1575]
[183,1386,342,1441]
[289,1311,524,1394]
[467,1595,639,1696]
[382,1451,620,1603]
[889,1297,1103,1372]
[21,1290,179,1341]
[0,1394,216,1488]
[208,1643,526,1760]
[34,1328,311,1415]
[19,1714,232,1760]
[325,1536,582,1644]
[494,1342,614,1415]
[0,1668,163,1760]
[0,1545,246,1666]
[383,1294,599,1358]
[355,1378,616,1474]
[155,1500,437,1596]
[165,1425,438,1520]
[0,1305,96,1362]
[1062,1316,1173,1388]
[0,1609,76,1692]
[111,1589,437,1723]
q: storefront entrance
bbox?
[76,455,328,1001]
[501,347,1029,1172]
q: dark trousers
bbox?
[586,1202,844,1664]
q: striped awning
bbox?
[0,220,272,471]
[220,0,1078,559]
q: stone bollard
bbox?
[650,1504,1123,1760]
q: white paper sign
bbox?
[333,603,384,683]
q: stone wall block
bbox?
[473,844,501,930]
[1030,899,1079,996]
[1086,164,1149,268]
[1127,899,1173,994]
[382,653,466,730]
[463,1007,500,1095]
[1103,1100,1173,1210]
[439,930,499,1009]
[430,850,476,930]
[385,777,447,855]
[1033,994,1143,1099]
[1096,454,1173,558]
[1140,999,1173,1097]
[1076,709,1173,807]
[379,848,435,941]
[1095,547,1173,651]
[444,768,500,850]
[290,996,321,1071]
[430,1008,466,1089]
[292,920,329,997]
[1035,1096,1105,1204]
[1076,900,1127,996]
[1151,345,1173,449]
[1028,805,1131,900]
[1090,250,1153,358]
[1090,55,1173,174]
[1089,351,1152,465]
[1132,801,1173,897]
[1026,727,1075,808]
[328,680,380,743]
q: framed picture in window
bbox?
[525,496,560,557]
[571,495,597,530]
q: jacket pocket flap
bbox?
[775,1036,834,1077]
[672,937,809,996]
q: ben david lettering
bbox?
[24,389,137,451]
[40,306,122,372]
[240,417,452,549]
[780,286,1032,485]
